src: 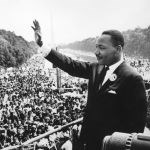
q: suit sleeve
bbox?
[120,75,147,133]
[45,49,91,79]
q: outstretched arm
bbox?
[31,20,91,79]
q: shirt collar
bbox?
[108,54,124,73]
[102,54,124,85]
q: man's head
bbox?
[95,30,124,66]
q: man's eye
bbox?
[96,45,105,49]
[100,47,105,49]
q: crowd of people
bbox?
[0,54,150,149]
[125,57,150,81]
[0,55,87,149]
[125,57,150,99]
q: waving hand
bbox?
[31,20,43,47]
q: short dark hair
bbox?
[102,30,124,48]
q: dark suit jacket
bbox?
[45,49,147,150]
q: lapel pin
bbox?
[109,73,117,82]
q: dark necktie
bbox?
[97,65,109,90]
[101,65,109,83]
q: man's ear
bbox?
[116,45,122,53]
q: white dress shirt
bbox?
[102,55,124,85]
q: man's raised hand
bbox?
[31,20,53,57]
[31,20,43,47]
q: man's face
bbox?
[95,34,118,66]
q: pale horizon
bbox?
[0,0,150,45]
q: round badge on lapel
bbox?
[109,73,117,81]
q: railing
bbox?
[2,118,83,150]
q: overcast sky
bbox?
[0,0,150,45]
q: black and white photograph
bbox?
[0,0,150,150]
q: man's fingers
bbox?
[34,20,39,27]
[34,19,38,24]
[33,20,38,28]
[32,20,41,31]
[35,20,39,26]
[31,26,35,31]
[33,20,36,27]
[33,20,38,25]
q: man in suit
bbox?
[32,20,147,150]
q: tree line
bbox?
[60,26,150,60]
[0,29,38,68]
[0,26,150,68]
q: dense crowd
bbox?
[0,55,150,149]
[125,57,150,81]
[0,55,87,149]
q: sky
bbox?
[0,0,150,45]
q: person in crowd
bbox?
[32,20,147,150]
